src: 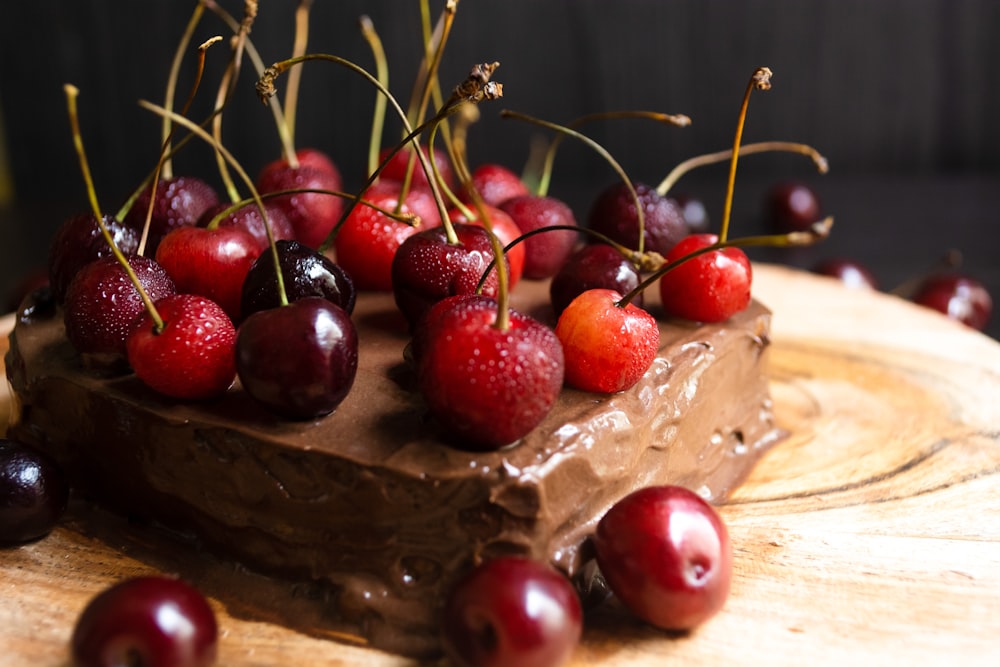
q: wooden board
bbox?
[2,263,999,666]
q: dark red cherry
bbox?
[240,239,356,318]
[459,163,530,207]
[765,181,822,233]
[587,182,687,256]
[658,234,752,323]
[549,244,642,316]
[811,257,879,290]
[499,195,578,280]
[594,485,732,631]
[442,557,583,667]
[236,298,358,419]
[413,295,564,450]
[197,201,296,254]
[391,223,505,330]
[0,439,69,544]
[125,176,220,254]
[673,194,710,233]
[63,256,176,359]
[48,213,140,303]
[256,159,344,249]
[912,272,993,331]
[71,575,218,667]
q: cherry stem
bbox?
[501,109,647,254]
[202,0,297,167]
[619,215,834,307]
[64,84,164,332]
[719,66,772,243]
[654,141,828,197]
[283,0,313,148]
[139,98,289,307]
[160,2,205,180]
[536,110,691,198]
[360,15,389,178]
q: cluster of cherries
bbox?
[767,181,994,331]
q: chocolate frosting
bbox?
[5,280,780,657]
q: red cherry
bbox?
[63,255,176,359]
[442,557,582,667]
[912,272,993,331]
[377,143,455,191]
[594,485,732,631]
[293,147,340,176]
[413,295,564,450]
[391,223,506,330]
[155,225,261,322]
[811,257,879,290]
[658,234,752,323]
[555,289,659,393]
[447,204,525,287]
[126,294,237,400]
[333,185,433,291]
[236,297,358,419]
[459,163,530,207]
[71,575,218,667]
[197,201,296,254]
[499,195,578,280]
[125,176,221,255]
[765,181,822,233]
[256,158,344,249]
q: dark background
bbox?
[1,0,997,338]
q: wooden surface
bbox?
[2,263,999,666]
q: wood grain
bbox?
[2,264,998,666]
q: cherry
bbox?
[197,201,296,254]
[441,557,582,667]
[332,184,433,291]
[549,244,643,316]
[63,255,176,359]
[447,204,525,287]
[127,295,237,400]
[911,272,993,331]
[256,157,344,250]
[154,225,261,322]
[236,297,358,419]
[377,143,455,191]
[586,182,687,256]
[499,195,578,280]
[594,485,732,631]
[125,176,221,255]
[658,234,752,323]
[765,181,822,233]
[293,147,340,177]
[240,240,356,319]
[673,194,710,233]
[459,163,530,208]
[555,289,659,393]
[391,223,505,330]
[48,213,140,303]
[71,575,218,667]
[413,295,564,450]
[0,439,69,544]
[812,257,879,290]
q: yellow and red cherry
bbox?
[441,557,582,667]
[413,295,564,450]
[126,294,237,400]
[594,485,732,631]
[658,234,752,323]
[555,289,659,393]
[499,195,579,280]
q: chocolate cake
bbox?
[4,279,780,657]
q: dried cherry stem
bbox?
[619,216,834,307]
[202,0,296,166]
[360,15,389,178]
[139,99,289,308]
[535,110,691,198]
[64,84,163,332]
[501,109,647,254]
[654,141,828,198]
[283,0,313,147]
[160,2,206,180]
[719,66,772,243]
